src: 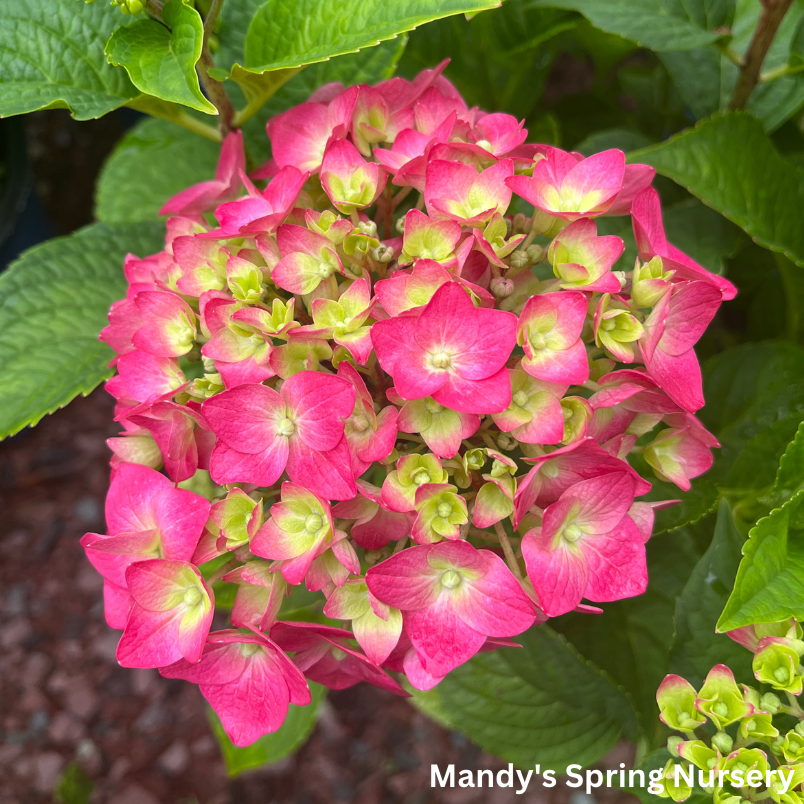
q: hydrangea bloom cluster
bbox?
[654,620,804,803]
[86,63,735,745]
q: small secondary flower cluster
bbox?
[655,619,804,803]
[85,63,734,746]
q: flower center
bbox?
[562,524,582,543]
[183,586,202,607]
[542,461,560,479]
[352,414,369,432]
[241,642,262,657]
[713,702,729,717]
[774,667,789,683]
[430,351,452,369]
[437,502,453,519]
[425,399,444,414]
[331,648,346,661]
[305,513,323,533]
[512,390,529,407]
[412,469,431,486]
[530,332,547,350]
[601,318,617,331]
[441,569,462,589]
[276,417,295,436]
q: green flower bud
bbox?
[667,736,684,758]
[783,730,804,764]
[712,732,734,755]
[760,692,782,714]
[753,642,803,694]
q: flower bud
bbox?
[783,729,804,763]
[395,215,406,235]
[509,250,530,270]
[711,732,733,754]
[753,641,803,694]
[525,244,544,263]
[490,277,515,299]
[760,692,782,714]
[495,433,517,451]
[370,244,394,263]
[667,735,684,757]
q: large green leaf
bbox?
[412,626,636,770]
[527,0,732,52]
[669,500,753,687]
[0,0,138,119]
[717,488,804,630]
[208,682,326,776]
[95,118,221,223]
[105,0,216,114]
[555,533,700,741]
[242,0,499,73]
[0,222,165,439]
[632,113,804,269]
[774,421,804,499]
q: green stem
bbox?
[715,41,744,67]
[760,62,804,82]
[203,0,224,38]
[494,522,525,583]
[730,0,796,109]
[144,0,164,21]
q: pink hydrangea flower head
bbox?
[272,224,344,296]
[132,291,198,358]
[372,282,517,414]
[161,629,311,746]
[521,472,647,616]
[507,147,625,220]
[366,540,536,678]
[117,559,214,668]
[643,412,719,490]
[410,482,469,544]
[399,209,462,266]
[332,480,412,550]
[202,371,356,499]
[397,394,480,459]
[491,369,567,445]
[382,452,449,513]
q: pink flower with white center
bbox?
[202,371,356,499]
[338,362,398,476]
[372,282,517,414]
[643,412,720,491]
[250,481,347,586]
[266,85,358,173]
[521,472,647,616]
[491,369,567,445]
[513,437,652,528]
[517,291,589,385]
[469,113,528,156]
[331,480,413,550]
[81,463,210,625]
[207,165,309,238]
[128,401,214,483]
[200,298,275,389]
[160,130,245,216]
[632,187,738,300]
[320,139,387,215]
[366,540,535,678]
[160,629,311,747]
[271,223,344,296]
[116,559,214,668]
[548,218,624,292]
[424,159,513,226]
[507,147,625,220]
[640,280,722,412]
[132,290,197,358]
[270,621,408,696]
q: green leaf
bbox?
[96,117,221,223]
[774,420,804,498]
[717,488,804,631]
[632,113,804,269]
[242,0,499,73]
[555,533,700,741]
[0,222,165,440]
[208,682,326,776]
[412,626,636,770]
[241,38,406,164]
[669,500,754,687]
[54,762,93,804]
[576,128,654,156]
[526,0,732,52]
[105,0,217,114]
[0,0,137,119]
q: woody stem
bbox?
[494,521,524,582]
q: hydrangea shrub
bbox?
[83,65,736,746]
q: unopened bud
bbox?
[490,276,515,299]
[613,270,627,289]
[395,216,406,235]
[512,213,527,233]
[496,433,516,451]
[357,220,378,238]
[525,244,544,263]
[761,692,782,713]
[667,736,684,758]
[504,217,513,236]
[509,250,530,270]
[370,244,394,263]
[712,732,733,754]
